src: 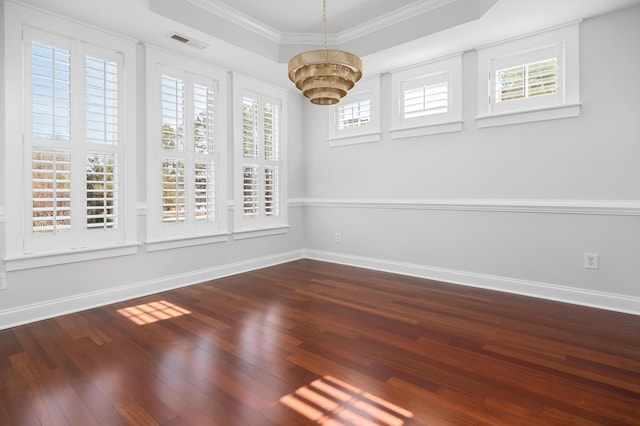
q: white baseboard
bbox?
[0,250,305,330]
[2,247,638,330]
[304,249,640,316]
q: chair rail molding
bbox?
[291,198,640,216]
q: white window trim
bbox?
[145,46,228,250]
[390,53,463,140]
[328,76,381,147]
[232,73,288,238]
[4,2,137,270]
[476,22,581,128]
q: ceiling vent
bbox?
[169,32,208,50]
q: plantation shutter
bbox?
[239,92,282,222]
[233,74,286,233]
[401,72,449,120]
[32,151,72,234]
[242,95,260,218]
[158,69,218,233]
[264,100,280,218]
[489,44,562,114]
[338,100,371,129]
[495,58,558,103]
[31,40,71,141]
[403,82,448,118]
[242,165,259,217]
[192,80,216,222]
[25,27,127,253]
[86,154,118,229]
[30,38,72,236]
[85,54,120,231]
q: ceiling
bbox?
[13,0,640,87]
[151,0,499,61]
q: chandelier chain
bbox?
[323,0,327,50]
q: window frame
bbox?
[327,76,381,147]
[476,22,580,128]
[145,46,228,251]
[390,53,463,139]
[4,2,137,270]
[232,73,288,238]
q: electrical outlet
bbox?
[0,273,6,290]
[584,253,599,270]
[335,232,341,243]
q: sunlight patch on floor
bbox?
[117,300,191,325]
[280,375,413,426]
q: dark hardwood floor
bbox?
[1,259,639,425]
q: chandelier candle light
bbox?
[288,0,362,105]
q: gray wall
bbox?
[302,6,640,313]
[1,5,639,328]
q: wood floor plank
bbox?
[1,259,639,425]
[2,393,42,426]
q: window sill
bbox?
[146,233,230,252]
[328,132,381,147]
[476,103,581,128]
[233,225,290,240]
[390,120,463,140]
[5,243,139,271]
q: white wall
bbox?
[302,6,640,314]
[0,1,6,295]
[0,2,307,327]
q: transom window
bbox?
[328,76,381,147]
[477,23,580,127]
[403,79,448,119]
[338,100,371,130]
[390,54,462,139]
[495,58,558,103]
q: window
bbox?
[390,54,462,139]
[339,100,371,129]
[477,23,580,128]
[4,2,137,267]
[495,57,558,104]
[233,74,287,236]
[146,47,227,249]
[402,76,448,119]
[328,76,381,147]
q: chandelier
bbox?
[288,0,362,105]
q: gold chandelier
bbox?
[288,0,362,105]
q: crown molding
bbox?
[186,0,456,47]
[336,0,455,44]
[185,0,281,43]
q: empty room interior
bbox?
[1,0,639,424]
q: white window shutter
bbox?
[495,57,557,103]
[338,100,371,129]
[31,151,72,234]
[403,82,448,119]
[233,74,287,233]
[31,40,71,141]
[86,153,118,230]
